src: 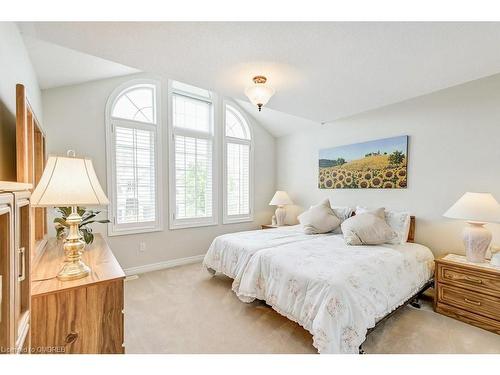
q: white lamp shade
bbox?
[269,191,293,206]
[245,83,275,107]
[443,192,500,224]
[31,156,109,207]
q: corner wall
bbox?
[0,22,43,180]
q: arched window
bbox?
[223,103,253,223]
[225,106,250,140]
[106,80,162,235]
[111,84,156,123]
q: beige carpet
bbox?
[124,262,500,354]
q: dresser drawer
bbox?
[437,284,500,320]
[31,279,124,354]
[437,264,500,295]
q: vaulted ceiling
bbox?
[23,35,139,89]
[19,22,500,135]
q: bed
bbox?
[234,227,435,354]
[203,225,332,291]
[203,214,434,354]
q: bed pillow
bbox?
[331,206,354,222]
[341,212,397,245]
[330,206,354,234]
[384,210,411,244]
[356,206,410,244]
[355,206,386,219]
[298,199,341,234]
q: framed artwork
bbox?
[318,135,408,189]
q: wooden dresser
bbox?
[435,254,500,334]
[31,234,125,353]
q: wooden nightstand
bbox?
[435,254,500,335]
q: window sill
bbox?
[222,216,254,225]
[169,218,218,230]
[107,224,163,237]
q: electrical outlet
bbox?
[139,242,147,252]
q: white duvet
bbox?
[203,225,329,290]
[235,235,434,354]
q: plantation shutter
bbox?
[174,135,213,219]
[171,89,214,225]
[226,142,250,216]
[114,124,156,224]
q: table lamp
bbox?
[269,190,293,226]
[31,153,109,281]
[443,192,500,263]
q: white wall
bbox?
[0,22,43,180]
[42,73,276,270]
[277,73,500,257]
[0,22,42,120]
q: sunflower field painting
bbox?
[318,136,408,189]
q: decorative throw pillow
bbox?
[298,199,341,234]
[341,212,398,245]
[356,206,410,244]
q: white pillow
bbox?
[341,212,398,245]
[330,206,354,234]
[385,210,411,244]
[355,206,385,219]
[298,199,341,234]
[331,206,355,222]
[356,206,411,244]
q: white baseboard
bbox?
[124,254,205,276]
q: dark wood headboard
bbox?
[350,211,415,243]
[407,216,415,243]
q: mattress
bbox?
[203,225,331,290]
[235,234,434,354]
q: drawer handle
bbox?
[464,276,483,284]
[65,332,79,344]
[464,298,481,306]
[18,247,26,282]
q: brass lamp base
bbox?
[57,206,91,281]
[57,260,90,281]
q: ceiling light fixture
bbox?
[245,75,275,112]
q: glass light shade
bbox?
[31,155,109,207]
[245,77,275,110]
[443,192,500,224]
[269,190,293,206]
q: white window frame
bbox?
[105,78,163,236]
[168,80,219,229]
[222,100,254,224]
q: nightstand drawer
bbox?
[437,284,500,320]
[438,264,500,295]
[435,304,500,335]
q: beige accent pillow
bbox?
[341,212,397,245]
[298,199,341,234]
